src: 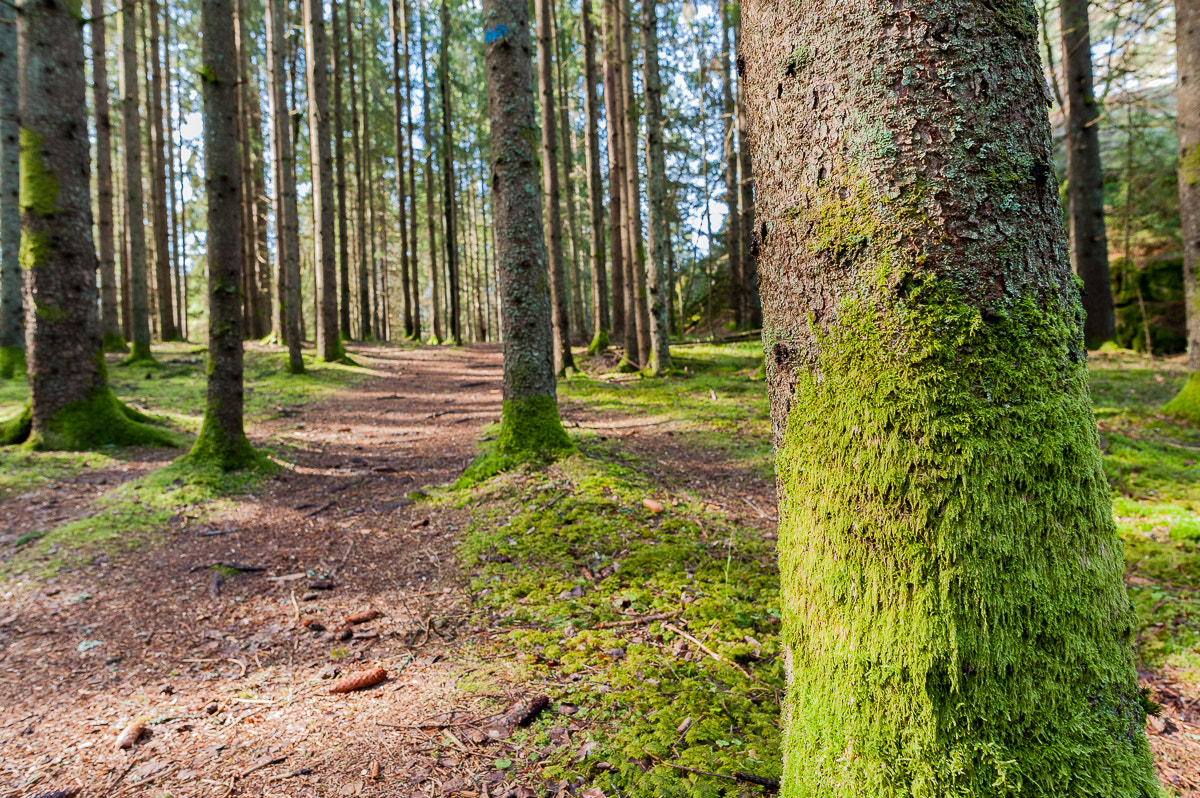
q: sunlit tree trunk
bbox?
[580,0,609,352]
[551,0,585,339]
[601,0,626,350]
[720,0,741,328]
[346,0,369,340]
[619,0,650,367]
[733,5,757,328]
[122,0,153,362]
[1061,0,1114,347]
[390,0,414,339]
[332,0,352,341]
[148,0,175,340]
[0,0,22,379]
[421,0,442,343]
[439,0,461,345]
[90,0,124,356]
[234,0,261,339]
[641,0,669,373]
[164,6,184,340]
[742,0,1159,791]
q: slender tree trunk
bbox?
[479,0,573,472]
[364,60,380,340]
[405,0,421,339]
[742,0,1158,791]
[551,0,585,339]
[733,11,757,328]
[390,0,414,340]
[1061,0,1114,348]
[332,1,352,341]
[619,0,649,367]
[148,0,175,340]
[267,0,304,373]
[421,0,442,343]
[439,0,461,345]
[1164,0,1200,418]
[303,0,344,360]
[122,0,153,362]
[164,6,184,340]
[601,0,625,347]
[720,0,740,328]
[251,77,271,336]
[234,0,261,339]
[641,0,669,373]
[347,2,369,340]
[580,0,609,352]
[88,0,123,358]
[119,153,132,340]
[537,0,576,373]
[0,0,21,379]
[193,0,256,467]
[141,9,159,342]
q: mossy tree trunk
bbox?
[265,0,304,374]
[580,0,609,352]
[302,0,344,362]
[121,0,153,363]
[477,0,573,476]
[0,0,22,380]
[641,0,670,375]
[193,0,256,470]
[536,0,575,375]
[16,0,176,451]
[1164,0,1200,420]
[1061,0,1115,348]
[90,0,124,355]
[390,0,414,340]
[742,0,1160,793]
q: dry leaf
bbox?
[642,498,665,513]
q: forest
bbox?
[0,0,1198,794]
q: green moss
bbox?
[0,447,119,499]
[1160,371,1200,424]
[19,128,59,216]
[34,301,68,323]
[182,414,263,472]
[102,334,129,354]
[1181,144,1200,187]
[124,340,157,365]
[28,386,184,451]
[0,346,26,380]
[19,231,50,272]
[587,327,609,356]
[774,281,1159,796]
[458,395,574,485]
[0,402,32,445]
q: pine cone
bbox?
[328,666,388,694]
[115,719,145,749]
[30,789,82,798]
[345,609,380,625]
[512,695,550,726]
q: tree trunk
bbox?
[421,0,442,343]
[0,0,22,380]
[641,0,669,373]
[619,0,650,367]
[122,0,153,363]
[390,0,414,340]
[580,0,609,352]
[733,11,757,328]
[1061,0,1114,348]
[1164,0,1200,418]
[720,0,741,328]
[193,0,257,468]
[266,0,304,373]
[601,0,625,348]
[537,0,576,374]
[439,0,461,345]
[303,0,345,360]
[13,0,173,449]
[148,0,175,341]
[741,0,1159,790]
[332,1,352,341]
[478,0,573,475]
[89,0,123,357]
[164,5,184,340]
[234,0,261,340]
[405,0,421,339]
[551,0,586,340]
[347,1,369,341]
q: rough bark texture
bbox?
[1163,0,1200,419]
[148,0,175,341]
[233,0,260,340]
[332,0,352,340]
[601,0,625,345]
[537,0,575,374]
[347,0,368,340]
[303,0,344,361]
[17,0,174,450]
[551,0,586,339]
[619,0,649,367]
[122,0,153,363]
[164,6,183,340]
[1061,0,1114,348]
[721,0,741,328]
[193,0,256,469]
[742,0,1159,793]
[266,0,304,373]
[390,0,414,340]
[734,7,758,328]
[405,0,421,338]
[580,0,609,352]
[90,0,123,355]
[473,0,573,478]
[420,0,442,343]
[439,0,461,345]
[0,0,23,379]
[641,0,669,374]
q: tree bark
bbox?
[148,0,175,341]
[164,5,184,340]
[733,8,757,328]
[405,0,421,338]
[641,0,669,373]
[537,0,575,374]
[193,0,256,468]
[720,0,741,328]
[390,0,414,340]
[420,0,442,343]
[303,0,344,360]
[580,0,609,352]
[1061,0,1114,347]
[478,0,573,473]
[122,0,153,362]
[601,0,625,347]
[619,0,650,367]
[1163,0,1200,418]
[439,0,461,345]
[551,0,586,339]
[234,0,261,340]
[266,0,304,373]
[346,0,369,340]
[14,0,172,449]
[90,0,123,357]
[332,0,352,341]
[742,0,1158,790]
[0,0,22,380]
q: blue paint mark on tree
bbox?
[485,24,508,43]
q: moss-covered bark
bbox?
[0,0,21,370]
[742,0,1159,793]
[459,396,574,484]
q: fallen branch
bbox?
[663,623,755,681]
[301,501,334,519]
[240,755,287,778]
[595,611,680,629]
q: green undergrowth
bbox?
[3,456,274,578]
[456,450,783,796]
[0,449,121,501]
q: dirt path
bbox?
[0,343,524,798]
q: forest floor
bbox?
[0,341,1197,797]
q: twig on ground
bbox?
[301,501,334,518]
[663,622,756,681]
[595,611,681,629]
[647,753,779,792]
[743,498,777,521]
[240,755,287,778]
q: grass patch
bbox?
[0,449,121,501]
